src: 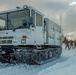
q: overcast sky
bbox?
[0,0,76,39]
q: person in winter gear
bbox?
[64,37,70,50]
[73,40,76,49]
[69,40,74,49]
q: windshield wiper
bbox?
[13,26,23,31]
[13,25,29,32]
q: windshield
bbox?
[8,10,30,29]
[0,9,30,30]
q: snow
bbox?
[0,44,76,75]
[38,44,76,75]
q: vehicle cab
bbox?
[0,5,45,46]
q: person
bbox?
[74,40,76,49]
[65,39,70,50]
[63,37,67,43]
[69,40,74,49]
[64,37,70,50]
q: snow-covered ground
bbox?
[38,45,76,75]
[0,44,76,75]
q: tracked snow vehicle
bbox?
[0,5,62,64]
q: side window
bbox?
[56,25,58,31]
[51,23,53,30]
[31,10,35,26]
[36,13,42,26]
[53,24,55,31]
[0,14,7,29]
[0,20,5,29]
[59,26,61,33]
[58,26,59,32]
[54,24,58,31]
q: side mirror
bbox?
[29,17,33,25]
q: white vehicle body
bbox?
[0,5,63,64]
[0,6,62,47]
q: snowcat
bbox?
[0,5,62,64]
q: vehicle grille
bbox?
[0,36,13,39]
[0,40,12,44]
[0,36,13,44]
[7,40,12,44]
[2,40,6,44]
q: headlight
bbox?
[21,39,26,43]
[2,51,6,54]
